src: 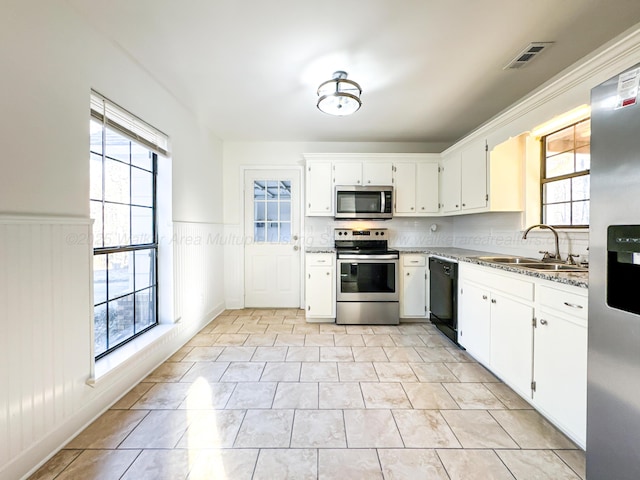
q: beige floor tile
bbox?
[373,362,418,382]
[320,346,354,361]
[383,347,423,362]
[445,362,500,382]
[274,333,306,346]
[188,449,258,480]
[131,383,192,409]
[237,324,268,334]
[443,383,506,409]
[338,362,378,382]
[179,361,230,383]
[120,449,190,480]
[398,324,429,333]
[176,410,245,448]
[436,449,515,480]
[250,346,288,361]
[378,449,449,480]
[120,410,190,448]
[393,410,461,448]
[497,450,581,479]
[292,323,320,334]
[178,381,236,409]
[391,334,426,347]
[145,362,193,382]
[272,382,319,409]
[211,324,242,334]
[410,362,459,383]
[554,450,586,479]
[484,382,534,409]
[216,346,256,362]
[490,410,577,449]
[345,325,376,335]
[233,316,261,325]
[422,333,456,347]
[254,449,317,480]
[166,346,193,362]
[360,382,411,408]
[344,409,403,447]
[226,382,276,408]
[214,333,249,346]
[319,382,365,409]
[219,362,265,382]
[111,382,154,409]
[29,450,82,480]
[352,346,389,362]
[300,362,339,382]
[286,346,320,361]
[243,333,277,346]
[261,362,301,381]
[441,410,519,448]
[258,315,285,324]
[305,334,335,346]
[55,449,140,480]
[334,334,365,346]
[319,324,347,334]
[446,347,477,362]
[371,326,401,334]
[265,324,293,334]
[182,346,225,362]
[414,346,459,363]
[318,448,382,480]
[235,409,294,447]
[363,334,396,346]
[291,410,346,448]
[185,333,219,347]
[403,382,459,409]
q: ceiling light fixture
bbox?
[317,71,362,116]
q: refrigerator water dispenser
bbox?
[607,225,640,315]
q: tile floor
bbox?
[31,309,586,479]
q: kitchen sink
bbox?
[476,256,539,264]
[519,263,588,272]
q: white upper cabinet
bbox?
[305,161,333,216]
[333,162,362,186]
[439,134,525,216]
[393,158,439,216]
[363,162,393,185]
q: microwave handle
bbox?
[381,191,386,213]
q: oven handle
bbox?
[338,254,399,260]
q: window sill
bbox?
[87,324,178,387]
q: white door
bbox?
[244,169,301,307]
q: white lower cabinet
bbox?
[533,283,588,448]
[458,280,491,364]
[305,253,335,320]
[400,254,429,318]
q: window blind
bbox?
[90,91,169,157]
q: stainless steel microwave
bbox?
[335,186,393,220]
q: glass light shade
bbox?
[317,71,362,116]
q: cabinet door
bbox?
[441,154,461,213]
[534,310,587,447]
[393,163,417,214]
[306,162,333,215]
[401,265,427,317]
[363,162,393,186]
[490,294,534,397]
[458,281,491,364]
[461,142,487,210]
[416,162,439,214]
[334,162,362,186]
[306,265,334,317]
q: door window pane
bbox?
[252,178,294,243]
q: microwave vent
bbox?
[504,42,554,70]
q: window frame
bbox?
[540,119,590,229]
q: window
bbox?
[541,119,590,227]
[90,92,167,359]
[253,180,292,243]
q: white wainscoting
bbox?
[0,217,226,480]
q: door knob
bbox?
[539,319,548,325]
[293,245,299,251]
[293,235,299,241]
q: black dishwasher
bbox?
[429,257,458,343]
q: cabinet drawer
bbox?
[403,254,426,267]
[461,264,534,301]
[306,254,334,267]
[537,284,587,320]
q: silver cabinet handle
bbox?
[564,302,583,309]
[482,295,488,300]
[491,298,497,304]
[293,235,299,241]
[406,272,410,276]
[326,272,330,276]
[293,245,299,251]
[540,319,548,325]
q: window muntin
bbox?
[90,118,158,359]
[541,119,590,227]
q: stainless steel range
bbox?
[334,228,399,325]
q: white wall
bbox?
[0,2,225,478]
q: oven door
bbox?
[337,257,399,302]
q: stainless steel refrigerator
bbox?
[589,63,640,479]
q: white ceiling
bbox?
[67,0,640,145]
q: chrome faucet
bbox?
[522,224,561,262]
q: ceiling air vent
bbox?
[504,42,554,70]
